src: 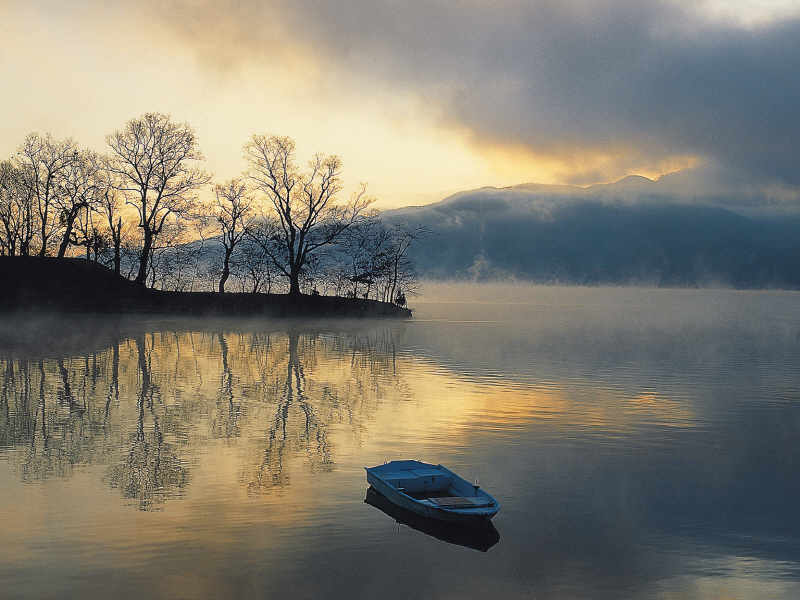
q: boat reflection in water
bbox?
[365,486,501,552]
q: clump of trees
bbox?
[0,113,426,303]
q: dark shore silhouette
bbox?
[0,257,411,319]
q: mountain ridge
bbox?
[381,178,800,288]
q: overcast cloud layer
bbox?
[147,0,800,192]
[2,0,798,206]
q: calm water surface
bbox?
[1,284,798,600]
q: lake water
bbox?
[1,284,798,600]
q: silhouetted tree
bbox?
[244,135,374,296]
[202,178,257,293]
[237,228,280,293]
[70,206,107,260]
[105,112,211,287]
[97,189,128,275]
[146,219,204,290]
[333,219,425,301]
[16,133,80,256]
[0,160,34,256]
[2,120,424,304]
[384,223,427,304]
[337,215,391,299]
[55,149,106,258]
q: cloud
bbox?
[3,0,797,205]
[131,0,800,192]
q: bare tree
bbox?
[69,198,103,260]
[16,133,80,256]
[147,219,202,290]
[105,112,211,287]
[0,160,34,256]
[0,162,17,255]
[384,223,428,304]
[55,149,105,258]
[96,188,129,276]
[238,224,281,293]
[333,219,425,302]
[202,178,257,293]
[244,135,374,296]
[337,215,391,299]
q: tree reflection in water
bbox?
[0,317,408,509]
[214,331,241,440]
[20,357,95,482]
[249,330,330,491]
[103,339,119,422]
[106,336,190,511]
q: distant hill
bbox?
[381,177,800,288]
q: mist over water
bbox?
[1,284,798,599]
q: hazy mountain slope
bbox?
[381,178,800,288]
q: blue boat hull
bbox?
[365,460,500,524]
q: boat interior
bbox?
[381,468,454,493]
[379,467,485,501]
[368,463,497,511]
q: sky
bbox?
[1,0,799,209]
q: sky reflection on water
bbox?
[1,285,799,599]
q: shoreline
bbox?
[0,257,411,319]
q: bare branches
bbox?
[105,112,211,286]
[335,219,426,302]
[244,134,374,296]
[207,178,257,293]
[0,160,34,256]
[2,120,423,302]
[16,133,81,256]
[54,149,108,258]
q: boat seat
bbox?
[381,474,452,493]
[430,496,493,508]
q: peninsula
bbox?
[0,258,411,319]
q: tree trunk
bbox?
[38,208,48,257]
[288,275,301,297]
[389,261,399,308]
[112,218,122,276]
[38,202,49,257]
[57,214,77,258]
[135,228,152,287]
[219,248,232,293]
[287,251,303,296]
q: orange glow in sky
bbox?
[2,0,798,208]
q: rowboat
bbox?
[365,460,500,524]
